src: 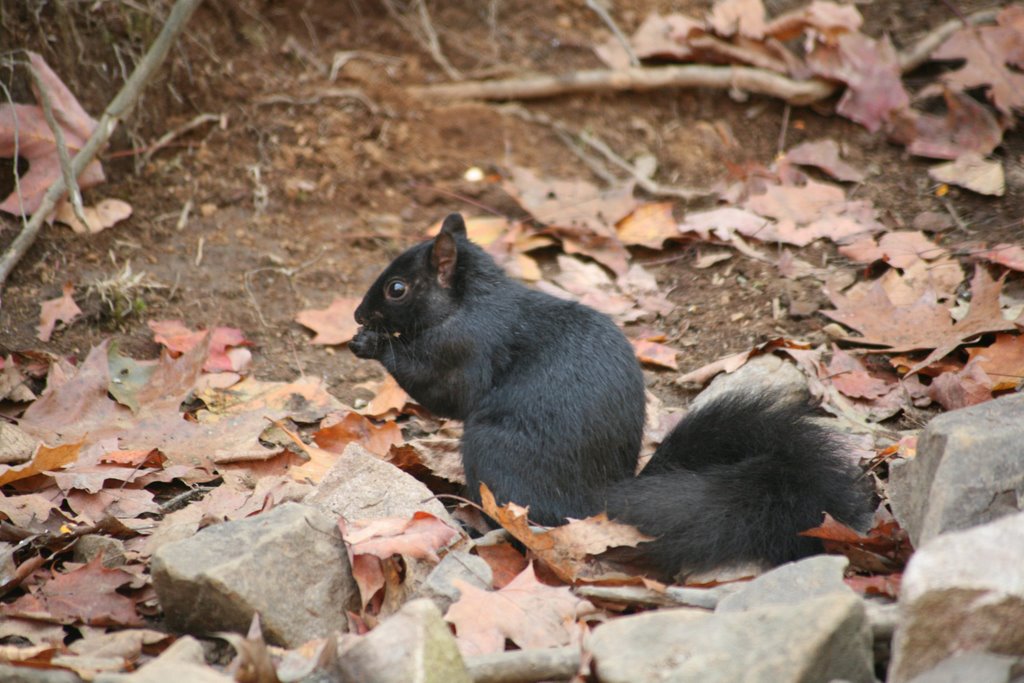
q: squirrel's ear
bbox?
[440,213,467,239]
[431,225,459,289]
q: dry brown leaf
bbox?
[764,0,863,41]
[295,297,360,345]
[387,436,465,485]
[1,555,142,627]
[826,348,895,400]
[927,359,994,410]
[744,179,882,246]
[825,269,1018,373]
[785,139,865,182]
[709,0,766,39]
[445,563,596,656]
[928,154,1005,196]
[37,283,81,342]
[632,339,679,370]
[973,243,1024,272]
[54,198,132,234]
[677,338,808,386]
[314,411,403,457]
[616,202,678,249]
[890,89,1003,160]
[808,33,909,132]
[838,231,947,270]
[965,333,1024,391]
[357,375,413,418]
[343,512,461,563]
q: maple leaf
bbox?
[824,268,1018,374]
[445,563,596,655]
[932,6,1024,115]
[2,555,142,626]
[295,297,360,345]
[37,283,81,342]
[0,52,104,216]
[479,484,650,583]
[148,320,252,373]
[503,166,637,276]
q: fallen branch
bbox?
[409,8,998,104]
[464,645,580,683]
[0,0,204,291]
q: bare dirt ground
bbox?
[2,0,1021,411]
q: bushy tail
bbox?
[606,392,872,580]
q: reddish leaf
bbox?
[314,411,403,457]
[966,333,1024,391]
[2,555,142,626]
[932,7,1024,115]
[927,359,994,410]
[890,89,1003,160]
[616,202,678,249]
[37,283,81,342]
[632,339,679,370]
[476,543,528,590]
[295,297,360,346]
[0,52,104,216]
[342,512,461,563]
[357,375,413,419]
[148,320,251,373]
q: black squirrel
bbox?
[350,213,871,578]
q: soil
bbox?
[1,0,1021,411]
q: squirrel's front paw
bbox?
[349,327,381,359]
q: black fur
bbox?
[351,213,871,577]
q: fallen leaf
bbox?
[295,297,360,345]
[927,359,994,410]
[932,7,1024,115]
[824,268,1018,373]
[148,320,251,373]
[965,333,1024,391]
[616,202,678,250]
[0,442,81,487]
[445,563,596,655]
[764,0,863,41]
[357,375,412,418]
[785,139,865,182]
[387,436,465,485]
[708,0,766,39]
[632,339,679,370]
[890,89,1003,160]
[476,543,528,589]
[54,198,132,234]
[0,492,62,528]
[343,512,461,564]
[808,33,909,132]
[314,411,403,457]
[37,283,81,342]
[743,179,883,246]
[503,166,637,275]
[597,12,701,68]
[0,52,104,216]
[928,154,1005,196]
[678,206,771,242]
[677,338,804,386]
[2,555,142,626]
[838,231,947,270]
[973,243,1024,272]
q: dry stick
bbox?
[27,63,88,228]
[578,130,710,200]
[0,0,204,291]
[409,8,998,103]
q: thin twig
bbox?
[579,130,711,200]
[382,0,462,81]
[142,112,222,164]
[411,8,999,104]
[586,0,640,67]
[0,0,205,290]
[27,62,88,228]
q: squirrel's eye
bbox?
[385,279,409,301]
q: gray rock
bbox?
[337,598,470,683]
[0,663,83,683]
[689,353,809,411]
[889,511,1024,682]
[716,555,852,612]
[73,535,126,567]
[415,551,493,614]
[590,592,873,683]
[905,652,1020,683]
[889,392,1024,547]
[151,502,359,647]
[94,636,230,683]
[304,443,453,524]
